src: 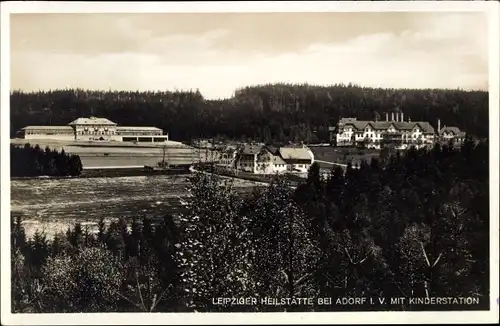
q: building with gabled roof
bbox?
[279,145,315,173]
[68,117,117,126]
[272,154,288,174]
[235,144,268,173]
[218,142,314,175]
[16,116,169,143]
[439,126,466,145]
[333,112,436,150]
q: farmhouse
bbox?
[228,143,314,175]
[235,144,266,173]
[16,117,169,143]
[279,146,315,173]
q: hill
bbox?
[10,84,488,143]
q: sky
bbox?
[10,12,489,99]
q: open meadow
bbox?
[11,174,263,240]
[10,138,219,168]
[310,146,380,166]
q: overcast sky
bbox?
[10,12,488,99]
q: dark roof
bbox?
[239,144,264,155]
[265,145,280,155]
[272,155,286,165]
[440,126,462,135]
[340,120,435,134]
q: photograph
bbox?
[1,1,499,325]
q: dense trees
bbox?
[10,144,83,177]
[12,215,180,313]
[11,138,489,312]
[10,84,488,144]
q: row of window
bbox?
[118,132,162,136]
[24,129,161,137]
[341,132,426,137]
[77,130,115,135]
[240,163,308,169]
[121,137,165,142]
[25,130,73,135]
[343,127,422,133]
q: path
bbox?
[314,160,348,168]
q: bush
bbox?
[42,247,123,312]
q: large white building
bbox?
[16,117,169,143]
[333,112,436,150]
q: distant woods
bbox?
[11,144,83,177]
[10,84,488,143]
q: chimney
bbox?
[386,113,389,121]
[391,112,394,121]
[401,112,404,122]
[408,116,411,122]
[438,119,441,133]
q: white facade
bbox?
[273,162,288,174]
[335,115,436,149]
[17,117,169,143]
[233,145,314,175]
[217,149,238,169]
[22,126,76,141]
[287,163,311,174]
[71,119,118,141]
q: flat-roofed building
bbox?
[19,126,76,141]
[16,116,169,143]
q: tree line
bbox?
[11,137,489,312]
[10,84,488,144]
[11,144,83,177]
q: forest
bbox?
[11,137,489,312]
[10,144,83,177]
[10,84,488,144]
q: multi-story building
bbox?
[439,126,466,144]
[333,112,436,150]
[217,145,239,169]
[235,144,267,173]
[229,143,315,175]
[279,146,315,173]
[15,117,169,143]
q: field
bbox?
[11,175,263,239]
[10,138,219,168]
[9,139,381,239]
[310,146,380,166]
[11,139,381,169]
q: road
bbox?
[314,160,348,168]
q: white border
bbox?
[1,1,499,325]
